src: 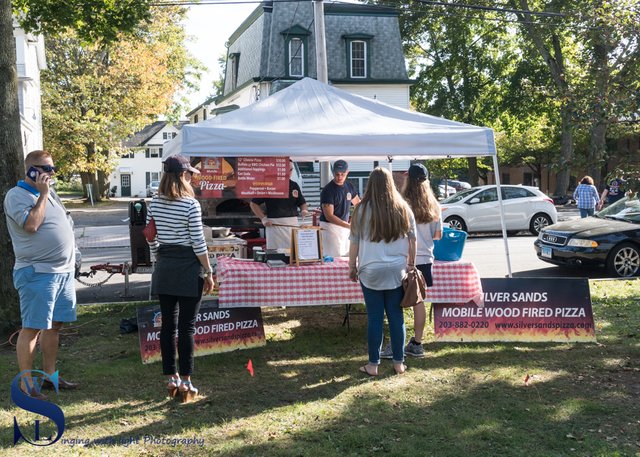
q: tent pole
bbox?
[492,155,513,277]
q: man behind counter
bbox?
[250,161,309,250]
[319,159,361,257]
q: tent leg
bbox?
[492,155,513,278]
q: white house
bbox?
[109,121,187,197]
[14,20,46,155]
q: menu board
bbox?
[291,227,323,266]
[193,156,289,198]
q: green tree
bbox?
[381,0,519,186]
[0,0,152,336]
[41,6,200,198]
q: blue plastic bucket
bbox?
[433,227,468,261]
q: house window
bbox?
[145,148,160,158]
[122,151,134,159]
[281,26,310,78]
[289,37,304,77]
[501,173,511,184]
[229,53,240,90]
[350,40,367,78]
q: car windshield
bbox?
[441,187,478,204]
[596,195,640,223]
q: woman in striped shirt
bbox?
[147,155,214,402]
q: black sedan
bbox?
[534,195,640,277]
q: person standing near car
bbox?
[598,177,626,210]
[320,160,361,257]
[4,150,79,398]
[348,167,416,376]
[381,164,442,359]
[250,161,309,250]
[573,176,600,218]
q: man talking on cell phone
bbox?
[3,150,79,399]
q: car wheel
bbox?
[529,213,552,235]
[445,216,467,232]
[606,242,640,278]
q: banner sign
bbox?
[137,299,266,364]
[193,156,289,199]
[434,278,596,343]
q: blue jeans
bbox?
[579,208,595,218]
[361,284,405,364]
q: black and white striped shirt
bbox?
[146,195,207,256]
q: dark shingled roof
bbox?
[123,121,187,148]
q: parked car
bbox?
[436,184,457,199]
[534,195,640,277]
[439,179,472,191]
[440,185,557,235]
[146,180,160,197]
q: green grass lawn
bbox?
[1,280,638,456]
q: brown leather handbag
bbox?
[399,267,427,308]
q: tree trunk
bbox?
[0,0,25,336]
[466,157,479,187]
[587,120,608,186]
[79,171,102,202]
[555,103,574,196]
[97,169,110,198]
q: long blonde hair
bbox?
[351,167,412,243]
[402,177,440,224]
[158,171,195,200]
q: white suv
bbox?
[440,185,557,235]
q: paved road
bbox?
[70,200,600,305]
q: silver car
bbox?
[146,180,160,197]
[440,185,557,235]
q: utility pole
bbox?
[313,0,332,187]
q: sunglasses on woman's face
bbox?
[36,164,57,173]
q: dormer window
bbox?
[344,34,373,79]
[281,25,310,78]
[289,38,304,77]
[229,53,240,90]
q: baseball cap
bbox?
[407,163,429,181]
[333,160,348,173]
[163,155,200,174]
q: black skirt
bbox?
[151,244,201,298]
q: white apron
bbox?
[320,221,350,258]
[266,216,299,250]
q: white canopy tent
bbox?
[165,78,512,275]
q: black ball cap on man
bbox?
[163,155,200,174]
[333,160,348,173]
[408,163,429,181]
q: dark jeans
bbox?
[159,279,203,376]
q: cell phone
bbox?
[27,166,40,180]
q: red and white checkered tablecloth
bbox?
[216,257,483,308]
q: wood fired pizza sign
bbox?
[193,157,289,198]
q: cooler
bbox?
[433,227,468,261]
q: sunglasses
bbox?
[35,164,57,173]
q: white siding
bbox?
[333,84,410,110]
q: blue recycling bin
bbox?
[433,227,468,261]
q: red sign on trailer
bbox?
[193,156,289,198]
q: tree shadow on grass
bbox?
[0,302,637,454]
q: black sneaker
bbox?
[404,337,425,358]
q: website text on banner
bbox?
[192,157,289,198]
[434,278,596,343]
[137,301,266,364]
